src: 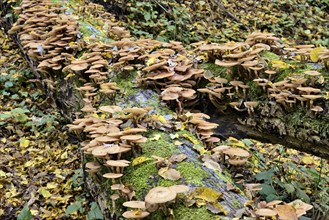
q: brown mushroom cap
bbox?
[223,148,250,157]
[124,107,148,115]
[212,145,231,153]
[122,210,150,219]
[215,59,239,67]
[99,105,122,113]
[255,208,278,217]
[169,185,189,194]
[304,70,321,76]
[85,162,101,170]
[120,135,144,141]
[106,160,130,167]
[145,187,177,204]
[103,173,123,179]
[123,201,146,209]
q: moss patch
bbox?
[177,162,209,186]
[173,204,216,220]
[200,62,226,78]
[112,71,139,97]
[141,132,178,157]
[261,51,280,62]
[122,161,158,198]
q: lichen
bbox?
[176,162,209,186]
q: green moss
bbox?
[274,61,312,82]
[200,62,226,78]
[174,204,215,220]
[176,162,208,186]
[141,132,178,157]
[261,51,280,62]
[122,161,157,198]
[144,94,174,116]
[112,71,139,97]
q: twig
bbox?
[213,0,250,30]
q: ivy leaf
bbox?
[17,205,32,220]
[65,201,83,216]
[255,169,275,182]
[284,183,295,194]
[296,189,310,203]
[87,202,103,220]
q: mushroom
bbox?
[223,147,250,166]
[122,210,150,219]
[244,101,258,115]
[215,60,239,79]
[144,186,177,214]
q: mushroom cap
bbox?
[122,210,150,219]
[145,187,177,204]
[169,185,189,194]
[310,106,323,112]
[223,148,250,157]
[212,145,231,152]
[124,107,148,115]
[215,59,239,67]
[99,105,122,113]
[120,135,144,141]
[228,158,248,166]
[106,160,130,167]
[244,101,258,108]
[301,94,322,100]
[304,70,321,76]
[122,128,147,135]
[255,208,278,217]
[102,173,123,179]
[123,201,146,209]
[85,162,101,170]
[70,63,89,71]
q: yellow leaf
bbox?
[1,138,6,143]
[60,151,68,159]
[24,161,35,167]
[0,170,6,177]
[132,156,151,166]
[310,47,325,62]
[46,182,58,189]
[39,187,51,198]
[19,138,30,148]
[301,156,313,165]
[192,187,222,203]
[146,56,157,66]
[0,209,4,216]
[157,115,166,123]
[174,140,182,146]
[65,73,75,79]
[30,210,38,215]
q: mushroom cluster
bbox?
[196,33,282,80]
[122,185,189,219]
[252,199,313,219]
[9,0,79,74]
[68,104,151,183]
[185,113,220,147]
[254,70,325,113]
[211,145,250,166]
